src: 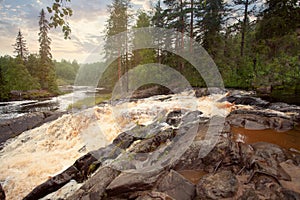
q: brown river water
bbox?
[231,126,300,152]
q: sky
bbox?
[0,0,155,63]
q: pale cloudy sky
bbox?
[0,0,155,63]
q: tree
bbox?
[47,0,73,39]
[39,9,52,62]
[13,30,29,62]
[152,0,166,63]
[256,0,300,40]
[233,0,259,56]
[132,10,156,66]
[103,0,131,89]
[38,9,58,92]
[163,0,188,71]
[195,0,225,57]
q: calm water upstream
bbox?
[0,86,95,121]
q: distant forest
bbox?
[0,0,299,101]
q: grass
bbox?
[67,94,111,110]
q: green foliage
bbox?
[0,55,41,100]
[55,59,79,85]
[75,62,105,86]
[47,0,72,39]
[38,9,58,92]
[13,30,29,62]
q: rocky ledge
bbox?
[0,111,65,148]
[19,93,300,200]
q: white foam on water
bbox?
[0,92,233,199]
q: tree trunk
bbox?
[190,0,194,53]
[241,0,249,57]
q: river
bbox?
[0,86,95,121]
[0,89,300,199]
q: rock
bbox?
[131,85,172,99]
[130,128,176,153]
[106,170,165,198]
[156,170,196,200]
[196,170,238,199]
[219,95,269,107]
[194,88,209,98]
[66,167,120,200]
[0,183,5,200]
[226,110,295,131]
[23,166,81,200]
[278,188,300,200]
[194,87,226,98]
[249,142,292,181]
[256,85,272,94]
[23,153,98,200]
[166,110,184,127]
[112,131,138,149]
[134,191,174,200]
[239,188,259,200]
[41,180,81,200]
[0,111,64,147]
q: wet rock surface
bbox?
[21,94,300,200]
[67,167,120,200]
[0,184,5,200]
[0,111,65,147]
[219,94,270,107]
[196,170,238,199]
[156,170,195,200]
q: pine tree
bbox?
[195,0,225,58]
[132,11,156,66]
[152,0,166,63]
[13,30,29,62]
[233,0,258,56]
[103,0,131,89]
[38,9,58,92]
[256,0,300,40]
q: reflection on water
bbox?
[231,126,300,152]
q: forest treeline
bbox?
[0,0,299,101]
[99,0,300,94]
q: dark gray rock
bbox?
[23,153,98,200]
[0,183,5,200]
[130,85,172,99]
[105,170,165,198]
[9,112,44,135]
[226,110,295,131]
[130,128,176,153]
[196,170,238,199]
[0,111,65,147]
[166,110,184,127]
[156,170,196,200]
[67,167,120,200]
[112,131,138,149]
[219,95,269,107]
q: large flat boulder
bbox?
[156,170,196,200]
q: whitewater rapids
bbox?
[0,92,233,199]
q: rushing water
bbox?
[0,92,232,199]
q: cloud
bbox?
[131,0,155,11]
